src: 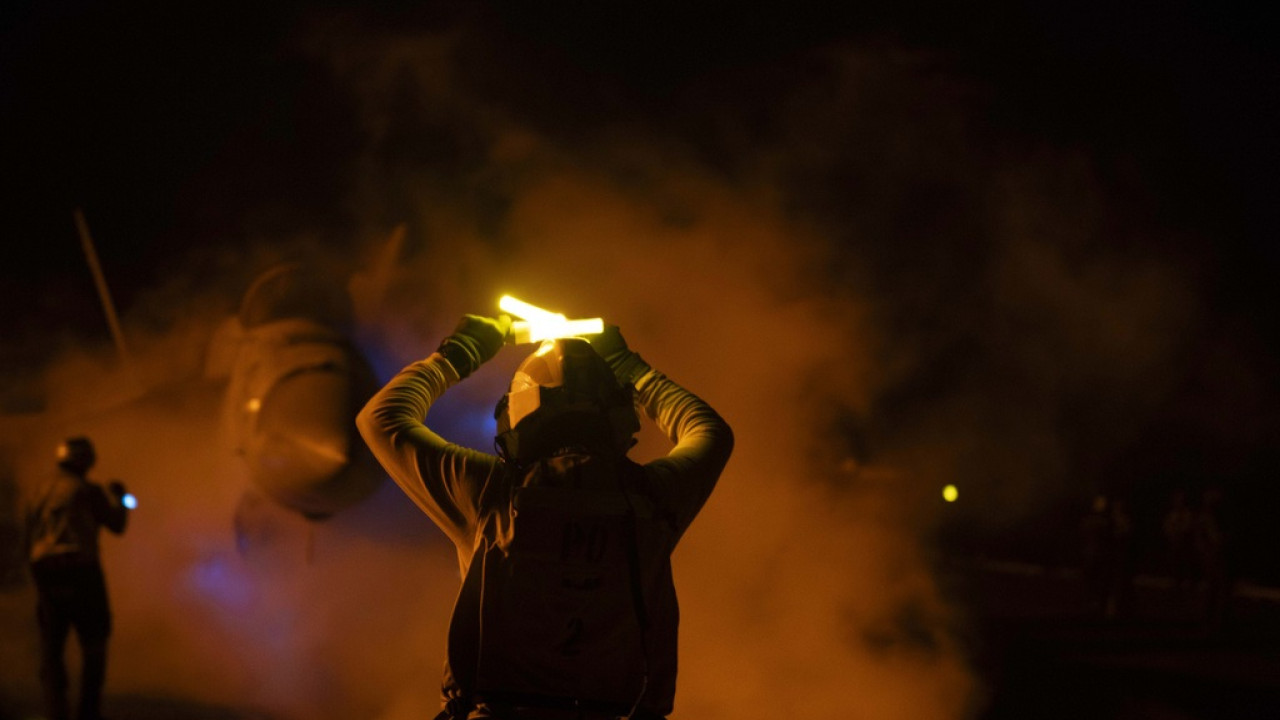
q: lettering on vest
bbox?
[468,452,661,706]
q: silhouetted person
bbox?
[1107,496,1137,619]
[1080,494,1113,617]
[22,437,130,720]
[1162,487,1195,593]
[1192,485,1231,629]
[358,316,733,720]
[1079,493,1136,619]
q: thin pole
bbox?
[73,208,137,378]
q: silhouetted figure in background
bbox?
[1162,487,1195,594]
[1079,493,1136,619]
[358,316,733,720]
[1107,496,1137,619]
[22,437,130,720]
[1192,485,1231,629]
[1080,494,1114,617]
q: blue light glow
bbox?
[187,554,254,610]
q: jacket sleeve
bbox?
[634,369,734,540]
[356,353,501,553]
[90,485,128,535]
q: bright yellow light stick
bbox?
[499,295,604,344]
[499,296,561,324]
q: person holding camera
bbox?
[23,436,131,720]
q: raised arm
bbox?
[589,326,734,538]
[100,481,130,534]
[356,315,511,552]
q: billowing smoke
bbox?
[0,238,463,719]
[2,7,1229,720]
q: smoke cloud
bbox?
[2,7,1228,720]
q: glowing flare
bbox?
[499,295,603,343]
[499,295,560,323]
[942,484,958,503]
[122,493,138,510]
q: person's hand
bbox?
[587,324,651,386]
[456,314,512,359]
[437,314,512,379]
[587,324,628,359]
[107,481,126,497]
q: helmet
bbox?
[56,436,96,474]
[495,338,639,462]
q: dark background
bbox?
[3,1,1278,571]
[4,1,1277,317]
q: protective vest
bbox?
[446,451,680,717]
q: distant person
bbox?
[22,436,131,720]
[1192,485,1232,628]
[1162,487,1195,593]
[1107,496,1137,619]
[358,315,733,720]
[1080,494,1113,617]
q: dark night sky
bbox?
[3,2,1276,307]
[2,1,1278,570]
[1,2,1274,333]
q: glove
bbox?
[588,325,651,387]
[437,314,512,379]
